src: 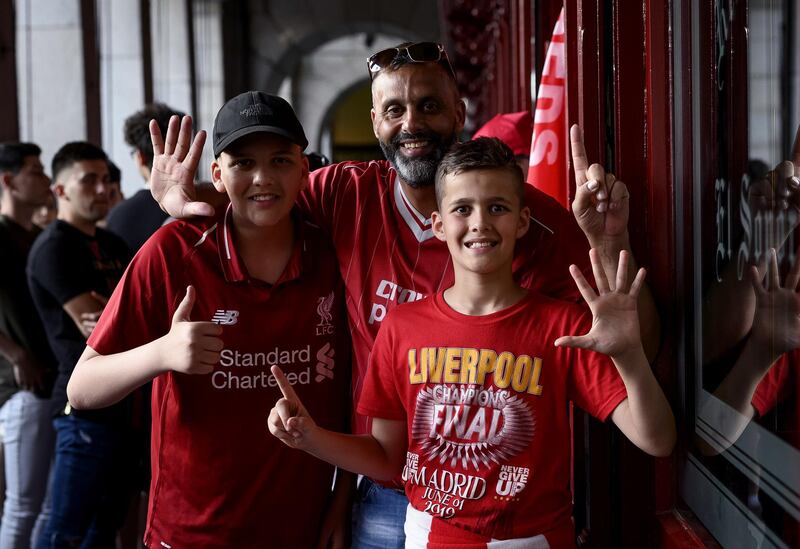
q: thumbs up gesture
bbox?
[162,286,224,374]
[268,365,318,450]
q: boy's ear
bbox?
[432,210,447,242]
[299,153,310,191]
[516,205,531,239]
[210,160,225,193]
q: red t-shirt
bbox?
[752,352,800,448]
[357,292,627,546]
[88,206,350,549]
[300,160,590,433]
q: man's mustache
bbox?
[390,131,442,148]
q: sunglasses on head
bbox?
[367,42,457,82]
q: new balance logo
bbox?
[315,343,335,382]
[211,310,239,325]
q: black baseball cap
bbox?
[212,91,308,157]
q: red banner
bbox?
[528,8,568,209]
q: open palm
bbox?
[750,249,800,358]
[555,249,645,359]
[149,115,214,218]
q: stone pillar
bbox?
[192,0,224,181]
[16,0,87,170]
[97,0,146,197]
[150,0,193,115]
[292,33,401,156]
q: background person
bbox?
[0,142,59,549]
[27,142,132,548]
[106,103,185,253]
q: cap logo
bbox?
[240,104,271,118]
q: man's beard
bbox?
[380,130,456,188]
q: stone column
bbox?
[97,0,146,197]
[16,0,87,169]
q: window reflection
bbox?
[684,0,800,547]
[686,0,800,546]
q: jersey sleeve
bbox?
[87,227,182,356]
[752,353,793,417]
[515,185,591,303]
[356,318,406,421]
[28,238,95,305]
[566,310,628,421]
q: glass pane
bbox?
[686,0,800,546]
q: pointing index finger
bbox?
[570,124,589,187]
[271,365,299,400]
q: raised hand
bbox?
[161,286,223,374]
[749,248,800,361]
[555,249,646,359]
[570,125,630,245]
[268,365,317,450]
[149,115,214,218]
[747,125,800,249]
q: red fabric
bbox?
[357,292,627,543]
[88,208,350,549]
[298,161,591,436]
[752,352,800,448]
[473,112,533,157]
[529,8,569,208]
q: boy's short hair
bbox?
[124,103,185,169]
[435,137,525,206]
[0,142,42,174]
[107,160,121,183]
[52,142,108,182]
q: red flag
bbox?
[528,8,568,208]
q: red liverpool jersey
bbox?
[357,292,627,545]
[88,206,350,548]
[299,160,590,433]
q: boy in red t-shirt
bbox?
[67,93,351,548]
[268,137,675,547]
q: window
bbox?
[676,1,800,546]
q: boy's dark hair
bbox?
[107,160,121,183]
[124,103,185,169]
[0,143,42,174]
[435,137,524,206]
[52,142,108,182]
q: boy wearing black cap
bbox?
[67,93,351,548]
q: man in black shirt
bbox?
[27,142,132,548]
[0,142,59,548]
[106,103,184,252]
